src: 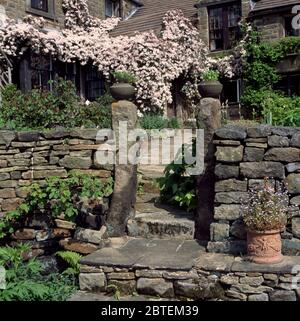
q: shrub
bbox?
[0,79,113,130]
[157,141,197,211]
[112,71,137,84]
[202,70,219,81]
[0,172,114,239]
[139,114,168,130]
[241,178,288,232]
[0,244,77,301]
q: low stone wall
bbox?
[79,253,300,301]
[0,128,113,255]
[209,125,300,255]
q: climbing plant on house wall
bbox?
[0,0,237,113]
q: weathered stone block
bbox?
[74,227,105,245]
[55,219,76,230]
[135,270,164,278]
[108,279,136,295]
[268,135,289,147]
[174,280,200,299]
[240,162,285,179]
[220,275,239,285]
[247,126,272,138]
[11,228,37,240]
[1,198,22,211]
[215,164,239,179]
[0,188,16,198]
[269,290,296,301]
[226,290,247,301]
[59,238,98,254]
[239,276,264,286]
[215,192,248,204]
[207,241,247,255]
[210,223,230,241]
[137,278,174,298]
[17,131,40,142]
[215,179,247,192]
[214,205,241,220]
[70,129,99,140]
[0,131,16,146]
[215,146,244,163]
[244,147,265,162]
[291,133,300,147]
[248,293,269,301]
[79,273,106,292]
[59,156,92,169]
[215,127,246,140]
[264,148,300,162]
[292,217,300,238]
[107,272,135,280]
[286,174,300,194]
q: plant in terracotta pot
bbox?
[241,178,288,264]
[198,70,223,99]
[110,71,136,101]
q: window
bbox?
[31,0,48,12]
[208,2,241,51]
[105,0,121,18]
[275,74,300,97]
[30,52,53,90]
[285,16,300,37]
[26,0,54,19]
[85,66,106,101]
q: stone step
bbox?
[129,194,195,240]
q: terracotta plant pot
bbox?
[110,83,135,101]
[247,229,283,264]
[198,80,223,98]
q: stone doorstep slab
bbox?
[80,238,206,271]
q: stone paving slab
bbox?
[231,256,300,274]
[81,238,206,271]
[68,291,178,301]
[195,253,300,274]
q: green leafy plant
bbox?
[157,141,197,211]
[0,244,77,301]
[0,79,113,130]
[112,71,137,84]
[202,70,219,81]
[0,172,114,239]
[139,114,168,130]
[56,251,82,275]
[107,284,121,301]
[167,117,181,129]
[241,178,288,232]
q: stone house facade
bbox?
[0,0,140,100]
[196,0,300,109]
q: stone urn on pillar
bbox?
[110,71,136,101]
[198,70,223,99]
[241,178,287,264]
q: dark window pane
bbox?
[31,0,48,12]
[30,52,52,90]
[208,1,241,51]
[105,0,121,17]
[85,67,105,101]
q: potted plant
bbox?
[241,178,288,264]
[110,71,136,101]
[198,70,223,98]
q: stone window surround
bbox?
[26,0,55,20]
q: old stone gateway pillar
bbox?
[196,98,221,240]
[106,100,138,237]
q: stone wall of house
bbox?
[0,0,105,27]
[0,128,114,256]
[208,125,300,255]
[253,14,285,42]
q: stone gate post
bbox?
[196,98,221,240]
[106,100,138,237]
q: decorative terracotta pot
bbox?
[198,80,223,98]
[247,229,283,264]
[110,83,135,101]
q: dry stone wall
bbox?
[0,128,113,256]
[209,125,300,255]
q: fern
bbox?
[56,251,82,275]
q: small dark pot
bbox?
[110,83,135,101]
[199,80,223,99]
